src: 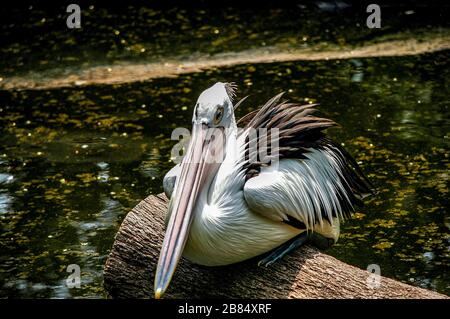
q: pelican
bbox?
[155,82,373,298]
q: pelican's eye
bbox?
[213,106,224,125]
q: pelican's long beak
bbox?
[154,123,224,298]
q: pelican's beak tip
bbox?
[155,288,163,299]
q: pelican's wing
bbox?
[163,164,181,199]
[239,93,373,232]
[243,149,363,231]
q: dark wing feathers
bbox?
[224,82,237,102]
[237,92,374,226]
[238,92,339,161]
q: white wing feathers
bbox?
[243,147,353,231]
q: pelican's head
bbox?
[193,82,236,129]
[154,82,236,298]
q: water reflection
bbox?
[0,192,13,214]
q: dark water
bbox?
[0,50,449,297]
[1,3,448,77]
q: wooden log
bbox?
[103,194,447,299]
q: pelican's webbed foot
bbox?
[258,232,309,267]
